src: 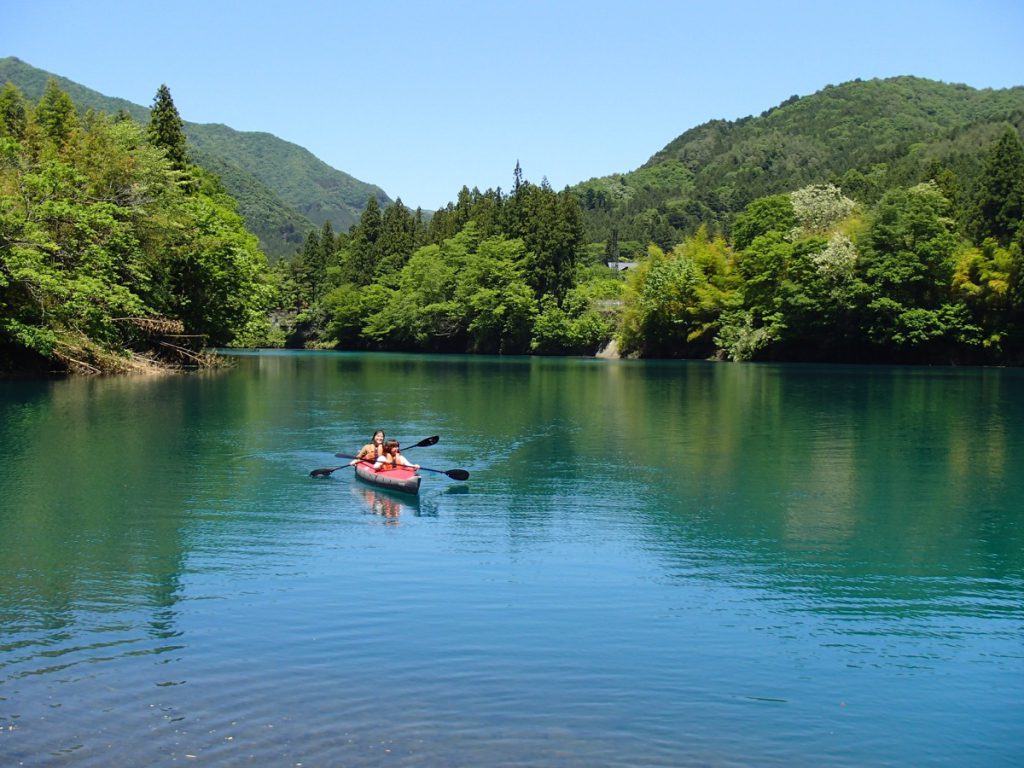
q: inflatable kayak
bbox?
[353,461,422,495]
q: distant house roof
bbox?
[607,261,638,271]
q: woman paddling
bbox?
[373,439,420,472]
[349,429,386,466]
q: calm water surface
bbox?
[1,352,1022,767]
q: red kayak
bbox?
[353,461,422,495]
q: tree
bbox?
[620,229,738,358]
[146,84,188,171]
[604,226,620,263]
[952,237,1024,359]
[859,182,968,356]
[971,128,1024,247]
[862,183,959,309]
[162,169,273,346]
[454,234,536,353]
[340,196,382,285]
[0,82,28,140]
[291,229,322,308]
[1,92,273,372]
[35,78,79,147]
[789,183,856,233]
[731,194,794,250]
[532,276,618,355]
[375,198,415,281]
[513,181,584,304]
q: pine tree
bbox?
[376,199,414,279]
[0,82,28,140]
[605,226,620,263]
[35,78,78,145]
[297,229,322,307]
[320,218,336,261]
[341,197,383,285]
[512,160,524,195]
[146,84,189,170]
[971,128,1024,247]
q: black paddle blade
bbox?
[414,435,440,448]
[445,469,470,481]
[310,467,338,477]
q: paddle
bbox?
[308,435,445,479]
[312,454,470,481]
[404,435,440,450]
[331,433,437,459]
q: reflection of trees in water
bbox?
[433,356,1023,600]
[1,375,194,653]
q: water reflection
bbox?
[353,483,420,522]
[1,355,1022,767]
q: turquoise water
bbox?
[1,352,1022,766]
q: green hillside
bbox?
[576,76,1024,252]
[0,56,390,259]
[184,123,390,232]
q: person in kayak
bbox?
[349,430,386,465]
[373,439,420,472]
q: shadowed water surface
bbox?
[1,352,1022,766]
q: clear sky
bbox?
[4,0,1023,211]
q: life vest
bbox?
[375,451,402,471]
[357,443,382,461]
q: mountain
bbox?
[7,58,1022,261]
[575,76,1024,251]
[0,56,391,260]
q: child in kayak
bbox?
[349,430,386,465]
[373,440,420,472]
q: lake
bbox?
[1,352,1022,767]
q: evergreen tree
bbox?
[971,128,1024,246]
[340,196,382,285]
[0,82,28,140]
[35,78,79,146]
[146,84,189,170]
[291,229,321,308]
[604,226,620,263]
[515,182,584,303]
[413,207,428,248]
[375,198,415,280]
[316,219,336,296]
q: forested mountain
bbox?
[276,78,1023,365]
[0,57,390,259]
[2,61,1021,371]
[576,77,1024,253]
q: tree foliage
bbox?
[9,73,1021,371]
[0,81,273,373]
[970,127,1024,246]
[575,77,1024,251]
[276,114,1024,366]
[279,166,602,355]
[146,84,188,170]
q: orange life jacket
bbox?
[375,451,403,471]
[357,443,382,461]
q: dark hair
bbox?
[372,430,385,440]
[383,439,400,454]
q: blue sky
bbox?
[5,0,1023,211]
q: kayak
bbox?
[353,461,422,496]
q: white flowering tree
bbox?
[790,183,857,233]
